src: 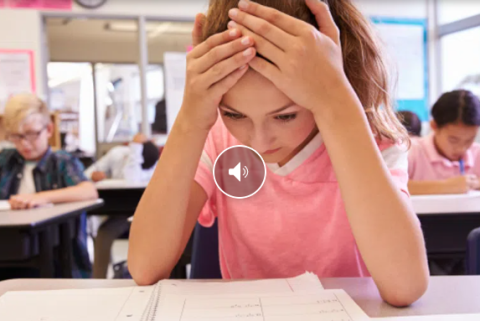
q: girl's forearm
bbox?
[313,86,428,307]
[128,112,209,285]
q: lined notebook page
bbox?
[155,290,368,321]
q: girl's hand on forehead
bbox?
[180,13,256,132]
[228,0,354,115]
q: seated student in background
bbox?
[85,133,159,183]
[397,111,422,138]
[85,134,160,278]
[408,90,480,195]
[0,93,98,278]
[129,0,429,307]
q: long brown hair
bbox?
[203,0,408,143]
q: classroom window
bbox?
[441,26,480,95]
[438,0,480,24]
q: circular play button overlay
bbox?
[213,146,267,199]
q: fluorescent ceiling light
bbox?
[106,21,192,37]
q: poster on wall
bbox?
[164,52,187,134]
[0,49,36,114]
[4,0,72,10]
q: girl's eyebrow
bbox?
[219,103,297,115]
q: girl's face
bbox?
[220,70,317,165]
[431,121,479,161]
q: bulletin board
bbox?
[371,17,429,121]
[0,0,72,10]
[0,49,36,114]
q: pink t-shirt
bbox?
[194,118,410,279]
[408,134,480,180]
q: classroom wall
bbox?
[0,9,47,101]
[0,0,428,104]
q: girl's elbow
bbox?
[381,274,429,307]
[127,249,171,286]
[129,260,170,286]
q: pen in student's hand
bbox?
[459,159,465,175]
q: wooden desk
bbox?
[411,193,480,261]
[93,180,146,216]
[0,200,104,278]
[1,276,480,318]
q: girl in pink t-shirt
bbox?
[129,0,428,307]
[408,90,480,195]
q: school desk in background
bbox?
[412,191,480,273]
[0,200,103,278]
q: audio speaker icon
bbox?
[228,162,249,182]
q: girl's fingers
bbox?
[228,21,284,67]
[210,64,250,98]
[190,28,243,59]
[228,7,296,50]
[196,35,255,74]
[305,0,341,45]
[236,0,306,36]
[191,13,206,47]
[202,47,257,86]
[247,56,282,86]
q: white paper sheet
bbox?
[0,200,11,211]
[0,286,155,321]
[161,272,324,295]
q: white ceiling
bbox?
[46,18,194,64]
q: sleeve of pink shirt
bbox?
[379,141,410,196]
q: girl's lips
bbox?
[263,148,281,155]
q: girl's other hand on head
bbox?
[228,0,350,115]
[179,13,256,133]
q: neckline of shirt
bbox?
[266,133,324,177]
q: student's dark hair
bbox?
[142,142,160,170]
[397,111,422,137]
[431,90,480,128]
[202,0,408,143]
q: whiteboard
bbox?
[371,17,429,121]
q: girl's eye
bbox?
[275,114,297,122]
[223,111,246,120]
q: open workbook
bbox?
[0,272,370,321]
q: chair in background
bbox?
[466,227,480,275]
[190,221,222,279]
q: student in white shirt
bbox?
[85,134,158,183]
[85,134,160,278]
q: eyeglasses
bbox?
[8,127,46,143]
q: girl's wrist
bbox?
[309,78,359,119]
[175,108,213,137]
